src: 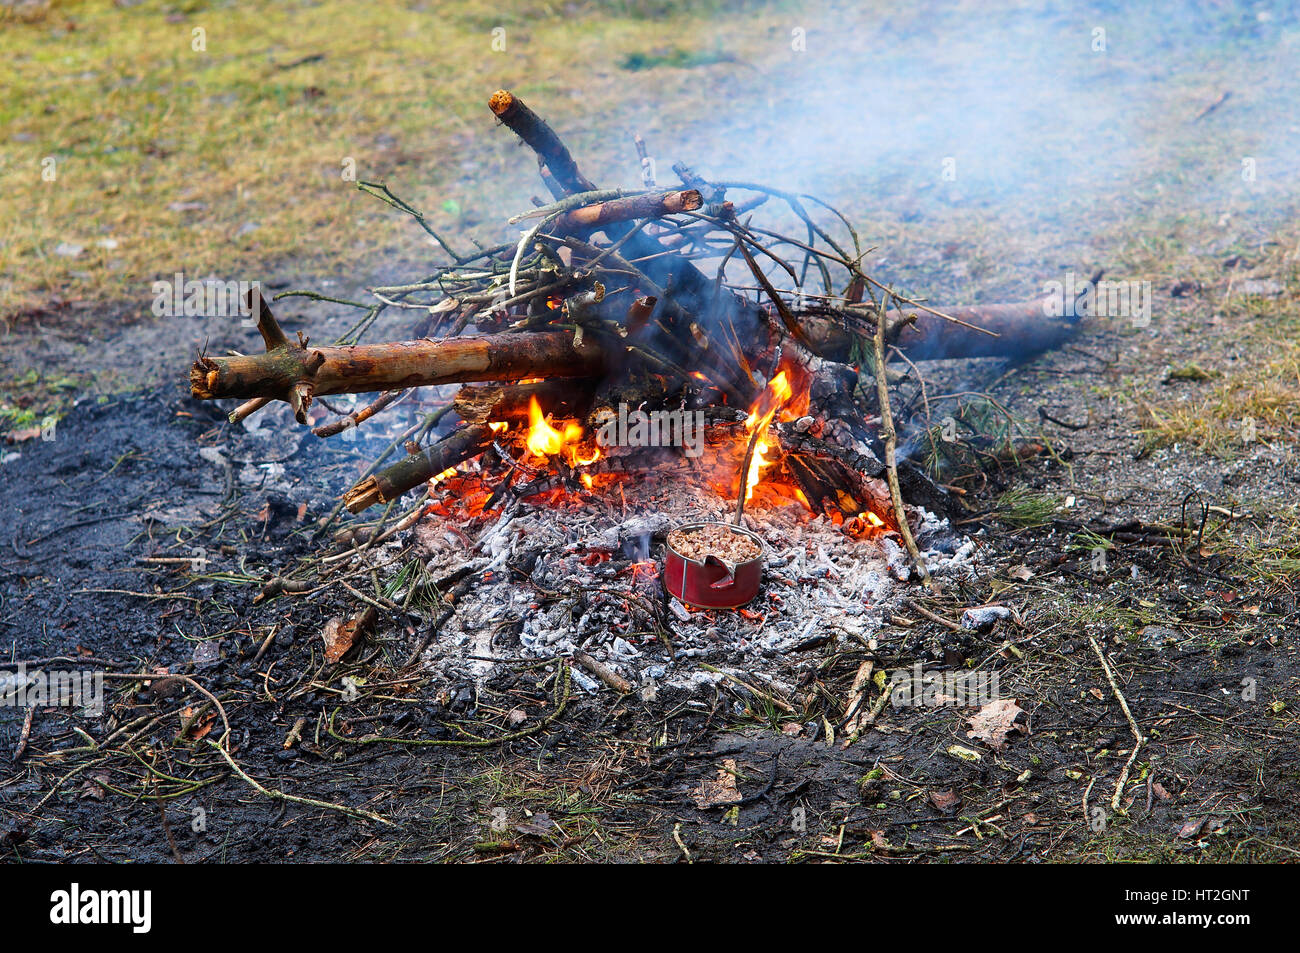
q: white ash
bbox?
[961,605,1013,631]
[397,475,982,696]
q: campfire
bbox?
[188,91,1079,631]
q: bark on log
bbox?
[489,90,598,195]
[344,424,493,512]
[191,299,1074,416]
[191,330,606,403]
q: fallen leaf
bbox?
[692,759,743,809]
[514,812,557,838]
[966,698,1026,750]
[1152,782,1171,801]
[929,788,962,813]
[321,607,375,663]
[3,427,42,444]
[1006,564,1035,581]
[177,706,216,741]
[79,771,110,800]
[191,639,221,667]
[1178,817,1207,839]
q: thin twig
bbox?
[873,295,931,587]
[1089,637,1146,812]
[207,740,394,826]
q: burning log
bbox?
[194,298,1068,415]
[452,379,597,425]
[343,423,494,512]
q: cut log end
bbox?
[190,361,219,400]
[489,89,515,117]
[344,476,383,514]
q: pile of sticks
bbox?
[189,91,1079,527]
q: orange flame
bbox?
[525,396,582,458]
[743,371,793,502]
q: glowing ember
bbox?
[573,442,602,482]
[525,396,582,458]
[488,421,508,434]
[430,466,457,485]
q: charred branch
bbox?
[344,424,494,512]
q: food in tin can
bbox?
[667,524,761,563]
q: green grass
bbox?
[0,0,791,321]
[1139,243,1300,453]
[994,487,1062,529]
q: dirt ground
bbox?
[2,0,1299,863]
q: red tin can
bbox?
[663,521,765,609]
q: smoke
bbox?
[656,0,1300,275]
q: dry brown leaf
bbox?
[79,771,110,800]
[1006,564,1035,581]
[322,607,375,663]
[966,698,1026,750]
[691,758,743,809]
[177,706,216,741]
[929,788,962,813]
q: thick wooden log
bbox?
[800,297,1079,364]
[191,300,1074,423]
[191,330,607,404]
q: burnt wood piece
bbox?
[453,379,598,425]
[344,424,494,512]
[799,297,1081,364]
[489,90,598,195]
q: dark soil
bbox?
[3,338,1298,861]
